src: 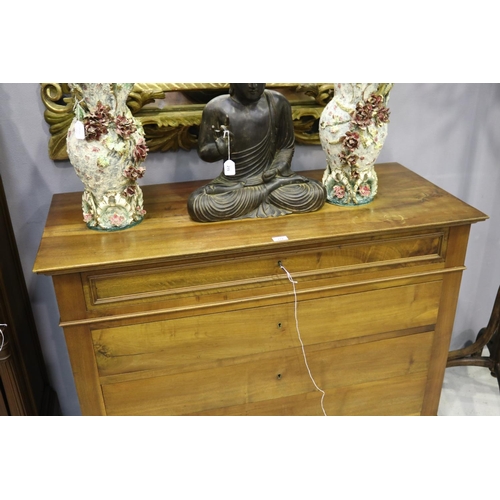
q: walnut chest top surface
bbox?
[33,163,487,276]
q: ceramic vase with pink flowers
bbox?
[66,83,148,230]
[319,83,392,206]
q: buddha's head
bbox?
[229,83,266,104]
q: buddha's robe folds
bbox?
[188,90,325,222]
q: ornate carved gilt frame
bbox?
[41,83,335,161]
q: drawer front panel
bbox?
[92,279,441,379]
[101,331,434,416]
[191,372,429,416]
[83,231,446,313]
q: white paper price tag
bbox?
[224,159,235,176]
[74,121,85,140]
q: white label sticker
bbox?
[272,235,289,242]
[74,120,85,140]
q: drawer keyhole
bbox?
[277,373,282,380]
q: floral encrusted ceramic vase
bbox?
[66,83,148,230]
[319,83,392,206]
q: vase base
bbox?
[86,216,144,232]
[326,197,375,207]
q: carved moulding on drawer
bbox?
[82,230,448,310]
[41,83,335,160]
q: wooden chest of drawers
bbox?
[33,163,487,415]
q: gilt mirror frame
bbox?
[41,83,335,161]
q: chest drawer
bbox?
[92,279,441,378]
[100,331,435,416]
[80,229,447,319]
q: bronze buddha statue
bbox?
[187,83,325,222]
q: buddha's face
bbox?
[231,83,265,103]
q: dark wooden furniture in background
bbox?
[33,163,487,416]
[447,285,500,391]
[0,175,60,416]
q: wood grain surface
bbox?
[33,163,488,415]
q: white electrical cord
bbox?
[279,263,327,416]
